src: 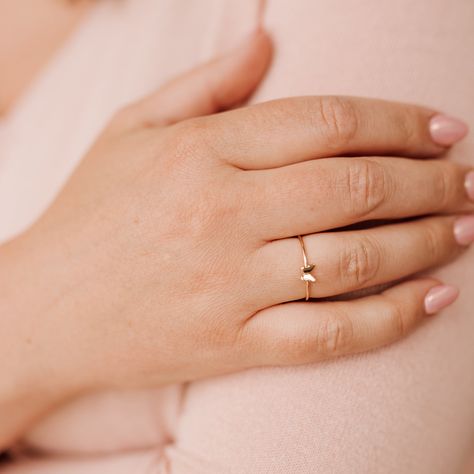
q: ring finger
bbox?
[253,215,473,305]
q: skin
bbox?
[0,5,472,454]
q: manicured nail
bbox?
[465,171,474,201]
[429,114,468,146]
[424,285,459,315]
[454,215,474,245]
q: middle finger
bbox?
[247,156,474,240]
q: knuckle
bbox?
[279,335,315,364]
[394,105,427,153]
[339,235,382,288]
[273,312,355,363]
[422,222,444,260]
[315,96,359,147]
[315,313,355,357]
[175,188,229,241]
[433,163,458,210]
[165,118,213,164]
[396,110,418,150]
[385,299,411,339]
[344,159,389,218]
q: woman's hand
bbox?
[0,30,471,447]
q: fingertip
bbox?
[253,27,273,55]
[424,284,460,315]
[235,27,272,51]
[429,114,469,147]
[246,29,273,82]
[214,28,273,109]
[391,278,459,317]
[231,27,273,73]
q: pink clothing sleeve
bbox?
[2,1,474,473]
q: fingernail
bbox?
[454,215,474,245]
[429,114,469,146]
[424,285,459,315]
[465,171,474,201]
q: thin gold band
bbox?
[298,235,316,301]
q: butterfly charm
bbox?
[300,264,316,282]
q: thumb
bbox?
[117,29,273,130]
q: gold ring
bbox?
[298,235,316,301]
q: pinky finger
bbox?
[242,279,459,366]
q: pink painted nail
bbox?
[465,171,474,201]
[429,114,469,146]
[454,215,474,246]
[424,285,459,315]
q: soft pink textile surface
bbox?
[1,0,473,472]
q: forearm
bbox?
[0,237,78,450]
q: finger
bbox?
[249,156,474,239]
[202,95,468,169]
[241,279,458,366]
[112,29,272,131]
[254,216,469,305]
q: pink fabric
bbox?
[1,0,473,472]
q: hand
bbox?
[1,29,472,445]
[0,28,273,448]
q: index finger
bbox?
[196,96,468,169]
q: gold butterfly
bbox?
[300,264,316,282]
